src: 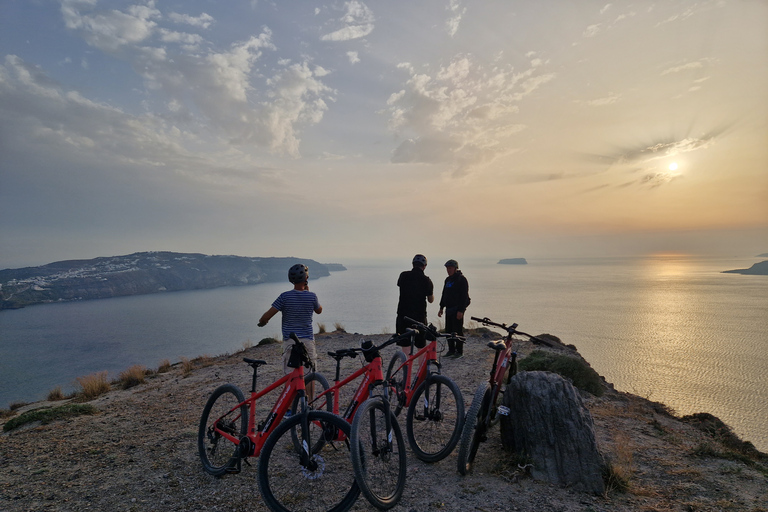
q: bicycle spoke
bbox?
[351,398,407,510]
[259,411,359,512]
[406,375,464,462]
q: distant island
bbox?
[498,258,528,265]
[0,252,338,310]
[324,263,347,271]
[758,253,768,258]
[722,260,768,275]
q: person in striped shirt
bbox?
[258,264,323,377]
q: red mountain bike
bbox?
[305,332,413,510]
[456,316,554,475]
[197,334,359,512]
[385,317,465,462]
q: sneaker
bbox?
[453,353,464,359]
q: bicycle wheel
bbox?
[457,382,491,475]
[258,410,359,512]
[385,350,407,416]
[406,374,464,463]
[350,397,407,510]
[291,372,333,453]
[198,384,247,476]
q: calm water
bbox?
[1,256,766,451]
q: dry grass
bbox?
[317,322,327,334]
[333,322,346,332]
[604,429,634,493]
[47,387,67,401]
[157,359,172,373]
[76,371,111,400]
[192,355,214,368]
[242,339,254,351]
[180,357,194,376]
[118,365,147,389]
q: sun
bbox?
[668,162,678,171]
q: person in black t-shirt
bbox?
[396,254,434,347]
[438,259,470,358]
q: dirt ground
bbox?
[1,331,767,512]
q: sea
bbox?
[1,256,766,452]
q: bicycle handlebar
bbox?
[470,316,554,347]
[402,316,466,341]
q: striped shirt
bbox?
[272,289,320,340]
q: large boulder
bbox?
[499,370,605,494]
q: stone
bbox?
[499,370,605,494]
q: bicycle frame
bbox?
[483,337,517,425]
[390,338,440,408]
[310,355,385,437]
[212,364,306,458]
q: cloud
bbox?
[56,2,336,156]
[321,1,374,41]
[168,12,214,29]
[347,51,360,64]
[385,54,552,176]
[446,0,466,37]
[585,93,621,106]
[61,0,160,52]
[661,60,706,75]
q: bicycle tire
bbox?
[498,375,517,453]
[258,410,360,512]
[198,383,247,476]
[385,350,407,416]
[290,372,332,453]
[405,374,464,463]
[457,382,491,475]
[350,397,407,510]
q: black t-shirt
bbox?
[396,267,434,318]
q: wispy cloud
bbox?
[446,0,466,37]
[320,1,375,42]
[385,54,552,176]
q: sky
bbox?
[1,0,767,268]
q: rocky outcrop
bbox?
[0,252,331,310]
[499,370,605,494]
[722,260,768,275]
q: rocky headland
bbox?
[1,331,766,511]
[0,252,338,310]
[722,260,768,275]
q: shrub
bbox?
[118,365,147,389]
[76,371,111,400]
[180,357,194,376]
[518,350,604,396]
[47,387,66,401]
[682,412,766,462]
[157,359,172,373]
[259,337,280,346]
[3,404,98,432]
[317,323,326,334]
[9,401,30,411]
[333,322,346,332]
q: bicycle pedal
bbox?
[225,460,242,474]
[497,405,510,416]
